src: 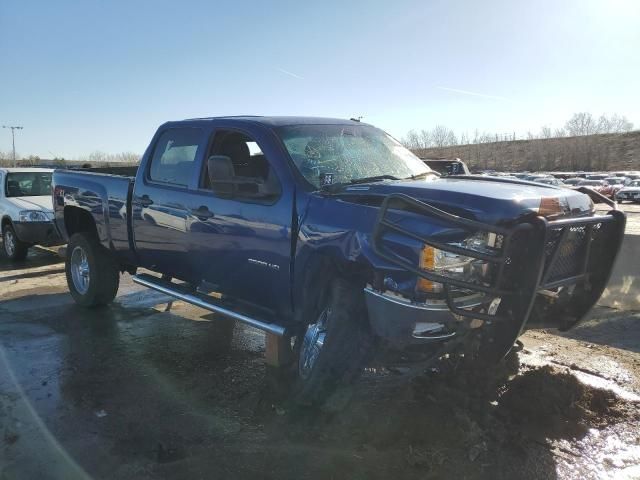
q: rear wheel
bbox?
[66,233,120,307]
[2,223,29,261]
[292,278,373,406]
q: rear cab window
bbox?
[148,128,203,187]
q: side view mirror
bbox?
[207,155,235,198]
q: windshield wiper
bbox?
[404,171,438,180]
[319,174,400,194]
[349,175,400,185]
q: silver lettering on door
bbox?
[248,258,280,271]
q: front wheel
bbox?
[65,233,120,307]
[292,278,373,406]
[2,223,29,261]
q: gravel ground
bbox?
[0,240,639,479]
[621,202,640,235]
[606,201,640,236]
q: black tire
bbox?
[465,324,520,366]
[462,299,524,367]
[292,277,373,406]
[2,223,29,261]
[65,232,120,307]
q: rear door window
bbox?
[148,128,203,187]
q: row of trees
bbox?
[402,112,635,149]
[441,135,628,172]
[82,151,140,164]
[413,128,639,173]
[0,150,140,167]
[0,154,69,167]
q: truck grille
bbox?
[543,225,589,282]
[542,219,617,286]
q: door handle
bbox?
[135,195,154,207]
[191,206,214,220]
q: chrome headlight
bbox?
[417,232,501,293]
[19,210,49,222]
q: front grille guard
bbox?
[371,193,626,324]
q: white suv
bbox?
[0,168,62,260]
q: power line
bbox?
[2,125,23,167]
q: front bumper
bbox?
[13,221,63,246]
[367,193,626,348]
[364,288,484,346]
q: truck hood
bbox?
[335,177,594,225]
[4,195,54,213]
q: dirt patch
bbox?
[252,354,638,479]
[498,365,630,439]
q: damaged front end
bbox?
[365,193,626,361]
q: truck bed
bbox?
[70,165,139,177]
[52,169,136,264]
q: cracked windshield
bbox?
[279,125,430,187]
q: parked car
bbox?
[0,168,62,260]
[420,158,470,176]
[562,177,583,186]
[615,180,640,203]
[586,174,609,181]
[576,179,615,198]
[52,116,626,404]
[533,177,565,186]
[523,174,552,183]
[604,177,629,197]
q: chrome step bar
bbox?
[132,273,287,337]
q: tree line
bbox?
[0,150,140,167]
[412,129,640,172]
[402,112,635,149]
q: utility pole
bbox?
[2,125,23,167]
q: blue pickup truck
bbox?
[52,116,625,403]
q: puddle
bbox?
[554,424,640,479]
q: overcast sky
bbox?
[1,0,639,158]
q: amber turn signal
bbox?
[538,196,562,217]
[417,245,440,292]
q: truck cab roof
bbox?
[173,116,369,129]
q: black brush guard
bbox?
[371,193,626,333]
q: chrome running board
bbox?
[132,273,287,337]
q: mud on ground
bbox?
[1,247,639,479]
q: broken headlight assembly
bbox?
[416,232,502,294]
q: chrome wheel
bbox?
[70,246,90,295]
[299,308,330,380]
[4,229,16,256]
